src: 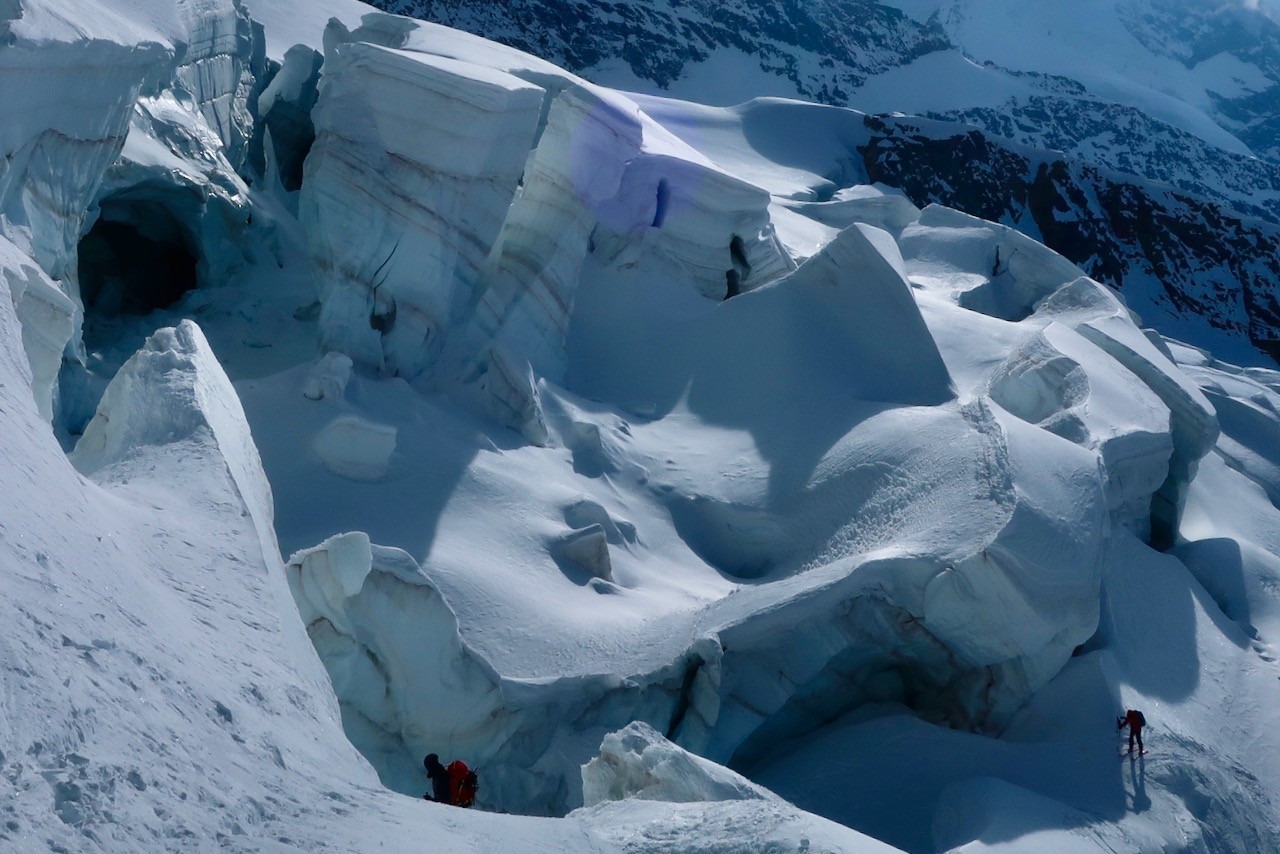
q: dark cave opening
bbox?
[77,199,199,318]
[57,190,208,442]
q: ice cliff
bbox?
[301,16,794,440]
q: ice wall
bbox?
[0,0,267,441]
[301,35,545,378]
[92,88,256,291]
[302,15,795,440]
[255,43,323,190]
[0,12,167,283]
[285,532,713,814]
[170,0,265,174]
[0,0,261,281]
[1,235,75,421]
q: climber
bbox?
[1117,708,1146,755]
[423,753,451,803]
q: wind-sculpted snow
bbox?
[901,205,1219,546]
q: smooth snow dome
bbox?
[3,0,1280,852]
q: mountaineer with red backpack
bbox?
[447,759,479,808]
[1117,709,1147,756]
[422,753,478,807]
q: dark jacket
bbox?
[424,755,450,804]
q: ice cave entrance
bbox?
[78,195,199,320]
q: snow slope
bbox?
[3,0,1280,852]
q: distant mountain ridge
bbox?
[370,0,951,98]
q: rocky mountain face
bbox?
[371,0,950,98]
[1114,0,1280,161]
[369,0,1280,365]
[861,114,1280,361]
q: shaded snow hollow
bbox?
[1,1,1279,852]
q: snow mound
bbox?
[576,723,904,853]
[898,204,1219,545]
[302,350,353,401]
[73,320,271,535]
[933,777,1118,853]
[902,205,1091,322]
[311,414,397,481]
[582,722,774,806]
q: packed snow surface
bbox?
[2,0,1280,852]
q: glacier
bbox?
[2,0,1280,852]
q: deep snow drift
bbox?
[3,0,1280,852]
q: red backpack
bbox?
[447,760,478,808]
